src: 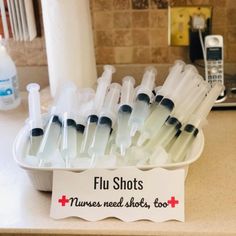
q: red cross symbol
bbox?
[58,195,69,206]
[168,196,179,208]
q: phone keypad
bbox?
[206,60,224,85]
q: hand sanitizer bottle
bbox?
[0,40,20,110]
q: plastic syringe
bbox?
[94,65,116,112]
[26,83,44,156]
[76,88,95,157]
[169,82,224,163]
[136,61,185,146]
[161,79,209,147]
[37,109,62,167]
[88,83,121,163]
[137,64,198,146]
[154,60,185,104]
[78,87,95,105]
[37,83,77,166]
[144,76,209,154]
[128,66,157,137]
[115,76,135,156]
[80,65,115,155]
[60,83,78,168]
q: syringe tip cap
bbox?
[201,80,211,92]
[144,66,158,76]
[63,81,77,91]
[122,76,136,85]
[174,59,186,67]
[97,76,102,82]
[80,87,95,101]
[184,64,199,74]
[109,82,121,90]
[168,60,185,72]
[120,145,126,156]
[103,64,116,73]
[27,83,40,92]
[130,124,138,137]
[193,73,204,83]
[137,132,149,146]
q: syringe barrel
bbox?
[169,125,198,163]
[116,109,132,153]
[169,64,198,105]
[190,82,224,127]
[88,121,111,157]
[183,64,198,73]
[101,83,121,124]
[174,72,202,107]
[159,60,185,96]
[120,76,135,108]
[102,65,116,83]
[94,78,110,113]
[174,78,209,123]
[62,85,77,120]
[129,97,152,138]
[61,113,77,167]
[93,65,115,114]
[79,88,95,104]
[80,115,98,154]
[76,88,95,126]
[137,66,157,99]
[27,83,42,129]
[54,81,77,120]
[37,115,62,160]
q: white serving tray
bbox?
[13,124,204,192]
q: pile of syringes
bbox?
[25,61,224,168]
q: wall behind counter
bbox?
[5,0,236,67]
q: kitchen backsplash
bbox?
[5,0,236,66]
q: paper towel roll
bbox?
[41,0,97,97]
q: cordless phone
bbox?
[204,35,225,98]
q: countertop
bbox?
[0,94,236,236]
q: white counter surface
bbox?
[0,95,236,236]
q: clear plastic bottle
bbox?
[0,43,20,110]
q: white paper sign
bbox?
[50,168,185,222]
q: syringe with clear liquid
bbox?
[137,63,198,146]
[144,75,207,150]
[61,113,77,168]
[169,82,224,163]
[26,83,44,156]
[37,109,62,167]
[37,83,74,166]
[80,65,115,155]
[154,60,186,105]
[76,88,95,157]
[88,83,121,164]
[145,76,209,156]
[115,76,135,156]
[60,83,78,167]
[128,66,157,137]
